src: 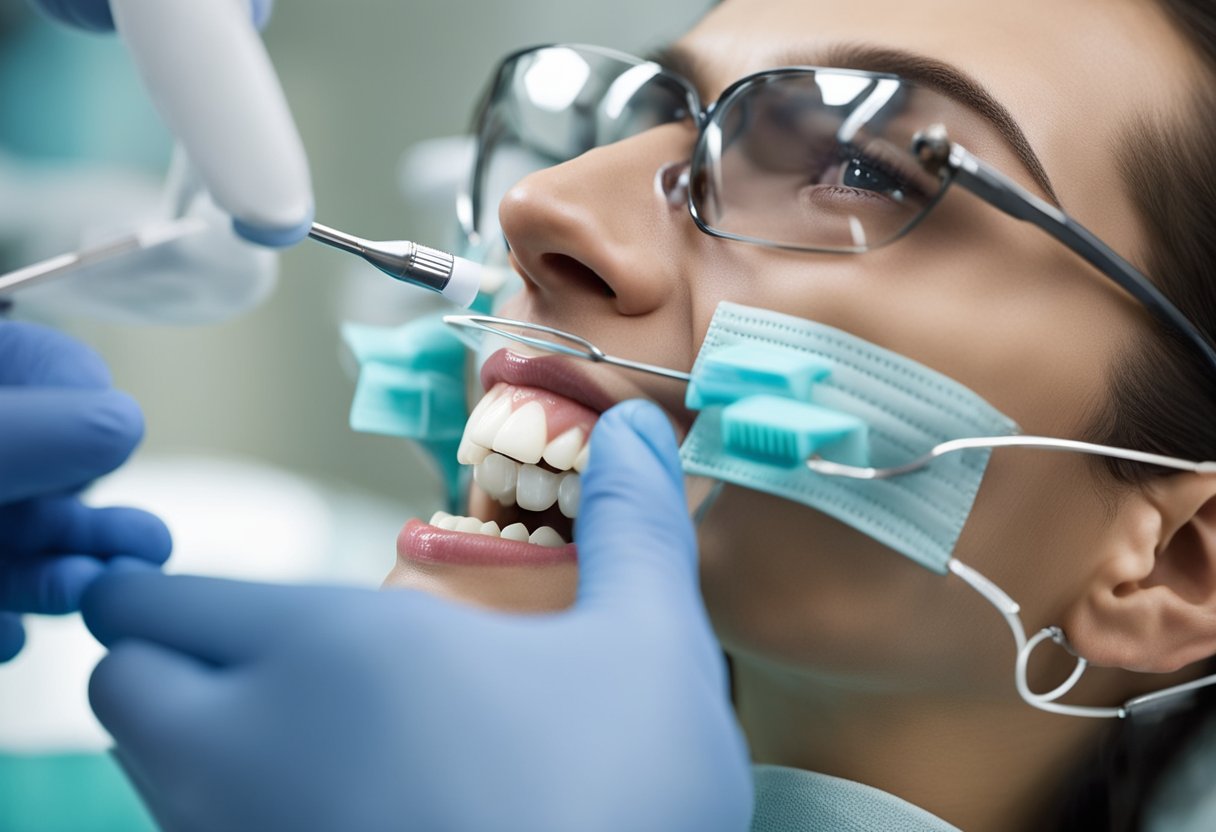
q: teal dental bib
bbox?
[680,302,1020,573]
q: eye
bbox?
[843,157,901,194]
[831,142,931,204]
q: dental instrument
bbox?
[0,148,277,325]
[311,225,484,308]
[0,218,481,312]
[442,314,692,380]
[0,218,204,296]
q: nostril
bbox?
[656,161,691,209]
[540,253,617,298]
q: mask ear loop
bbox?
[949,558,1216,719]
[1015,627,1108,717]
[829,434,1216,718]
[948,559,1122,717]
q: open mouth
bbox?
[396,349,618,567]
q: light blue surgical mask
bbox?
[679,302,1020,575]
[442,302,1216,720]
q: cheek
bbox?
[382,562,579,613]
[953,452,1115,627]
[697,484,999,689]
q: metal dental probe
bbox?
[308,222,482,308]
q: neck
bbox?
[733,656,1111,832]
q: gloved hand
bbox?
[83,400,753,832]
[0,321,171,661]
[28,0,273,32]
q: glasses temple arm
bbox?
[946,143,1216,374]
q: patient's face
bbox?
[385,0,1196,694]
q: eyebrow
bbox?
[648,42,1061,206]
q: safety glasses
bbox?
[458,43,1216,378]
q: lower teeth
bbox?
[428,511,567,547]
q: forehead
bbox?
[679,0,1197,236]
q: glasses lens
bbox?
[467,45,695,246]
[691,70,950,252]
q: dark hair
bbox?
[1065,2,1216,830]
[1086,1,1216,483]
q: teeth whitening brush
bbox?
[309,223,483,308]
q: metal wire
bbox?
[442,314,693,383]
[807,434,1216,480]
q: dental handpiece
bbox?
[308,223,482,308]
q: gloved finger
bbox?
[0,613,25,662]
[83,571,320,665]
[575,400,699,611]
[0,554,106,614]
[89,641,220,788]
[0,321,112,387]
[0,388,144,503]
[0,498,172,563]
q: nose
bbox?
[497,124,697,317]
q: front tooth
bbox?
[516,464,560,512]
[456,516,483,534]
[429,510,452,526]
[492,401,547,464]
[479,521,501,537]
[436,514,460,531]
[501,522,530,542]
[457,437,491,466]
[470,395,513,448]
[461,387,499,439]
[557,473,580,519]
[528,526,566,547]
[542,427,584,470]
[573,442,591,473]
[475,453,519,503]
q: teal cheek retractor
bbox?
[685,343,870,469]
[342,314,469,507]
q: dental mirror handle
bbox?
[308,223,482,308]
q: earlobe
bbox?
[1062,473,1216,674]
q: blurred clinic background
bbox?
[0,0,707,828]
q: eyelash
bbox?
[831,142,930,203]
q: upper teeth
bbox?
[457,387,592,517]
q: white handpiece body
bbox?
[109,0,313,245]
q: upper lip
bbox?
[480,350,621,414]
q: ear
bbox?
[1062,473,1216,674]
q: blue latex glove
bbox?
[83,400,753,832]
[0,321,171,661]
[28,0,274,32]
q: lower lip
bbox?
[396,519,578,567]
